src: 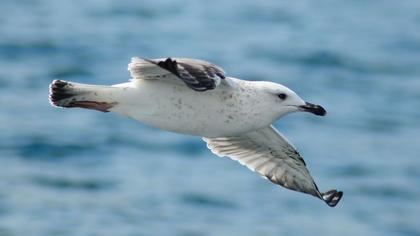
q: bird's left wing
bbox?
[128,57,226,91]
[203,126,343,207]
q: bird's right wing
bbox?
[128,57,227,91]
[203,126,342,207]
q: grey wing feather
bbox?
[203,126,343,207]
[128,57,226,91]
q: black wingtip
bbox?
[322,190,343,207]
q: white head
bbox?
[255,81,326,119]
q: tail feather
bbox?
[322,189,343,207]
[49,80,117,112]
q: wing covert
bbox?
[128,57,226,91]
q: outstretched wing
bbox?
[203,126,343,207]
[128,57,226,91]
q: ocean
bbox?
[0,0,420,235]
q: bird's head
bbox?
[257,82,326,118]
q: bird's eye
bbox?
[278,93,287,100]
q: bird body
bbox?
[117,78,275,137]
[49,57,343,207]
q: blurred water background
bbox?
[1,0,420,235]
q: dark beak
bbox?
[299,102,327,116]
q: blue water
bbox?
[1,0,420,235]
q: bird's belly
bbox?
[125,102,265,137]
[138,110,261,137]
[111,80,272,137]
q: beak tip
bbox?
[317,107,327,116]
[300,102,327,116]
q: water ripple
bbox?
[30,175,115,192]
[0,41,57,59]
[49,67,92,79]
[10,138,101,160]
[247,48,420,75]
[355,185,417,200]
[180,193,237,209]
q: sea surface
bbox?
[1,0,420,235]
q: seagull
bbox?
[49,57,343,207]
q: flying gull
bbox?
[49,57,343,207]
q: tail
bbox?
[49,80,118,112]
[321,189,343,207]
